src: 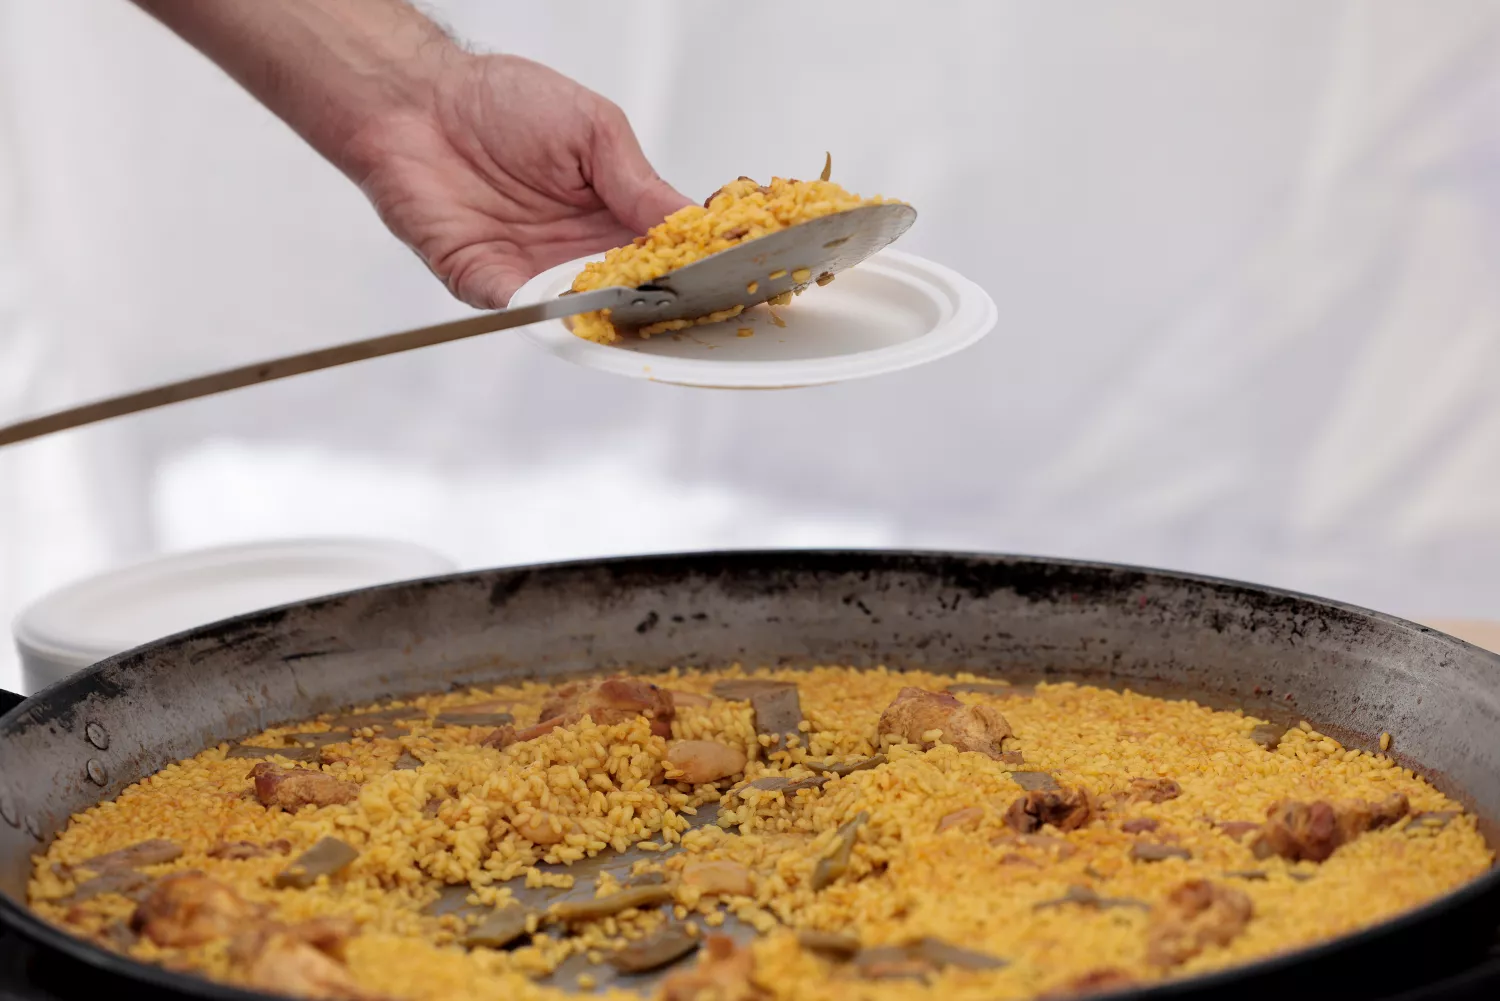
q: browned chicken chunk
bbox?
[666,740,748,784]
[1123,778,1182,804]
[669,690,713,708]
[1146,879,1253,967]
[876,687,1013,759]
[287,916,359,962]
[241,928,368,999]
[510,810,577,846]
[681,860,754,897]
[1040,968,1137,998]
[660,934,764,1001]
[230,916,369,999]
[1004,786,1095,833]
[485,677,677,750]
[1254,793,1410,862]
[539,676,677,736]
[479,724,518,750]
[131,873,259,947]
[936,806,985,833]
[250,763,360,811]
[1216,821,1261,841]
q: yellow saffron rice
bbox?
[28,666,1491,1001]
[568,177,891,345]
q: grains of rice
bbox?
[567,177,890,345]
[29,666,1491,1001]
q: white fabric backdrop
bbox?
[3,0,1500,690]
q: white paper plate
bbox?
[510,248,996,389]
[12,538,457,693]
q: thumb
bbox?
[587,102,692,235]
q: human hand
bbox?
[345,53,691,309]
[131,0,687,309]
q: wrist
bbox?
[313,20,469,181]
[132,0,468,182]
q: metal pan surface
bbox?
[0,550,1495,1001]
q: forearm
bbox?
[130,0,462,177]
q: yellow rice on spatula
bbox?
[568,156,894,344]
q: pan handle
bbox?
[0,690,25,716]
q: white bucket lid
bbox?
[12,538,457,682]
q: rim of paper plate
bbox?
[509,248,996,389]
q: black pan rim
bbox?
[9,548,1500,720]
[1,547,1496,1001]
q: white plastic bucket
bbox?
[12,538,457,694]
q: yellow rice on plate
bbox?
[568,171,894,345]
[29,666,1492,1001]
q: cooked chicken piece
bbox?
[538,676,676,737]
[288,916,359,962]
[480,724,518,750]
[1340,792,1411,837]
[999,832,1079,859]
[681,860,754,897]
[876,687,1012,759]
[1130,842,1192,862]
[1254,793,1410,862]
[666,740,748,784]
[936,806,985,833]
[483,677,677,750]
[231,916,366,1000]
[660,934,764,1001]
[1215,821,1261,841]
[1040,968,1137,998]
[1146,879,1253,967]
[512,810,577,846]
[131,873,259,947]
[243,930,368,999]
[250,763,360,811]
[1004,786,1095,833]
[669,690,714,708]
[1123,778,1182,804]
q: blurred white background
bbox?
[2,0,1500,690]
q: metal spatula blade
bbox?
[0,203,916,447]
[609,202,916,328]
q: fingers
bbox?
[439,246,531,309]
[587,101,692,235]
[439,220,641,309]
